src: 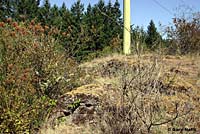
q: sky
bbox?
[48,0,200,30]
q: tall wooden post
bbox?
[123,0,131,55]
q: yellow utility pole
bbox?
[123,0,131,55]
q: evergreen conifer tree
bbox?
[146,20,161,50]
[50,4,63,27]
[38,0,51,25]
[70,0,84,29]
[0,0,15,21]
[14,0,40,21]
[59,2,72,28]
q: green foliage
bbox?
[71,0,84,27]
[131,26,148,54]
[58,0,123,61]
[146,20,162,50]
[0,20,78,133]
[16,0,40,21]
[0,0,123,61]
[0,0,13,21]
[0,89,56,133]
[68,99,81,111]
[38,0,51,25]
[0,0,40,21]
[166,11,200,55]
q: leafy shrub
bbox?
[166,11,200,55]
[0,19,78,133]
[0,87,56,133]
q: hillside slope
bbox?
[40,54,200,134]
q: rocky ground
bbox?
[39,54,200,134]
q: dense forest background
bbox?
[0,0,199,133]
[1,0,199,61]
[1,0,124,61]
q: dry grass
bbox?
[39,54,200,134]
[39,123,99,134]
[96,54,199,133]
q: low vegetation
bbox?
[0,1,199,134]
[0,20,81,133]
[98,55,199,134]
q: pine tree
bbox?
[64,0,85,60]
[107,0,112,14]
[85,3,92,22]
[38,0,51,25]
[0,1,7,21]
[0,0,15,21]
[59,3,72,30]
[104,0,113,36]
[113,0,121,20]
[70,0,84,29]
[82,3,97,52]
[15,0,40,21]
[60,3,67,17]
[112,0,122,36]
[50,4,63,27]
[146,20,161,50]
[93,0,107,50]
[103,0,122,51]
